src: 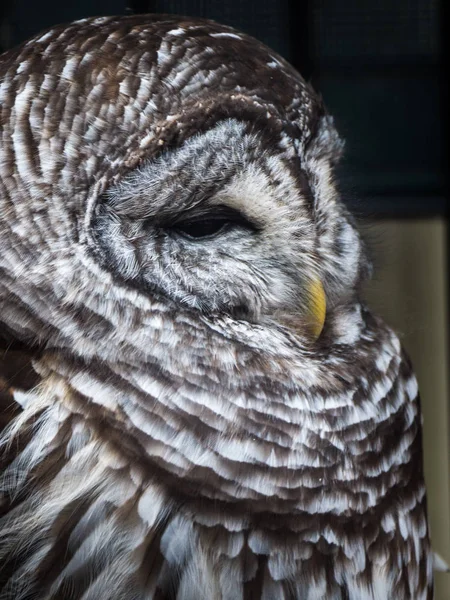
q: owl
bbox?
[0,14,433,600]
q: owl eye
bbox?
[171,206,258,241]
[173,217,231,239]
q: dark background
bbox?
[0,0,447,218]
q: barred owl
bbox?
[0,14,433,600]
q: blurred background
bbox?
[1,1,448,596]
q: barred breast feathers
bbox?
[0,305,432,598]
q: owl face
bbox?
[92,120,318,325]
[91,116,365,338]
[0,15,368,353]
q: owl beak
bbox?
[305,278,326,340]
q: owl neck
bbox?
[10,304,414,514]
[0,305,431,598]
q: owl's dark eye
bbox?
[174,217,231,239]
[170,206,258,240]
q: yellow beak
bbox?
[305,278,326,340]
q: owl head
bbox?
[0,15,369,358]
